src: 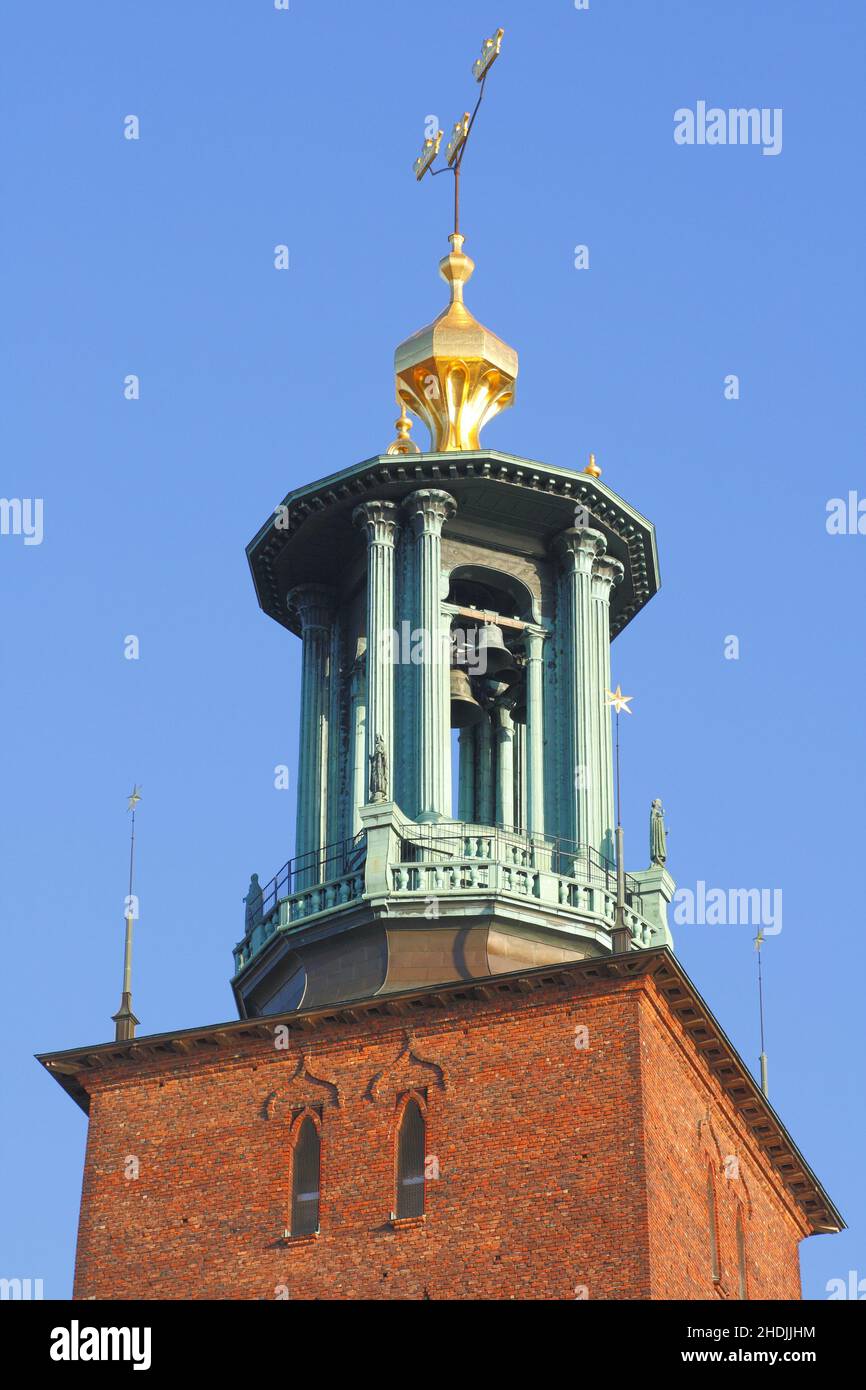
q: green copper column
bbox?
[404,489,456,822]
[476,713,495,825]
[554,528,607,848]
[494,703,515,828]
[513,720,527,831]
[325,618,346,849]
[349,654,366,836]
[458,726,476,821]
[525,628,546,836]
[590,553,624,861]
[353,501,399,806]
[287,584,335,887]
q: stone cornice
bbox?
[36,947,842,1237]
[247,451,659,640]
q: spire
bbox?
[606,687,634,953]
[112,786,141,1041]
[395,27,517,453]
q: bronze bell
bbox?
[475,623,516,676]
[450,667,485,728]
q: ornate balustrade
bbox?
[233,810,663,978]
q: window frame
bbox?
[394,1091,428,1221]
[289,1108,322,1238]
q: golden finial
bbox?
[584,452,602,478]
[386,400,421,455]
[396,29,516,452]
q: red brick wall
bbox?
[638,988,805,1300]
[70,973,806,1300]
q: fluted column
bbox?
[403,489,457,822]
[591,554,624,862]
[525,629,546,836]
[457,726,476,821]
[494,704,515,828]
[349,653,366,836]
[513,720,527,831]
[288,584,336,886]
[325,619,346,847]
[476,714,495,825]
[353,501,399,805]
[554,527,607,849]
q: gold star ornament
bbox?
[605,686,633,715]
[127,785,142,812]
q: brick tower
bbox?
[39,30,841,1299]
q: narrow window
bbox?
[396,1098,426,1218]
[736,1208,748,1300]
[291,1116,320,1236]
[707,1169,720,1283]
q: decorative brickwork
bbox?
[46,954,833,1301]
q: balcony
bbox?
[233,807,673,980]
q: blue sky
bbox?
[1,0,863,1299]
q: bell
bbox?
[475,677,509,707]
[450,667,485,728]
[497,658,524,687]
[475,623,516,676]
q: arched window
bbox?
[706,1168,720,1283]
[736,1208,748,1300]
[291,1116,320,1237]
[396,1097,426,1219]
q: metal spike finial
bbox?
[754,928,769,1098]
[112,786,141,1041]
[606,688,635,953]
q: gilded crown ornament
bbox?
[392,26,517,454]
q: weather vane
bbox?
[412,26,505,238]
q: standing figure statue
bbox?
[244,872,263,930]
[369,733,388,803]
[650,799,667,867]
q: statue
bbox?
[650,800,667,867]
[244,873,263,930]
[369,734,388,803]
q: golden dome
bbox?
[395,233,518,452]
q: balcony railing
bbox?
[233,817,652,978]
[247,831,367,929]
[395,820,644,910]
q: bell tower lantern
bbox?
[234,31,673,1019]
